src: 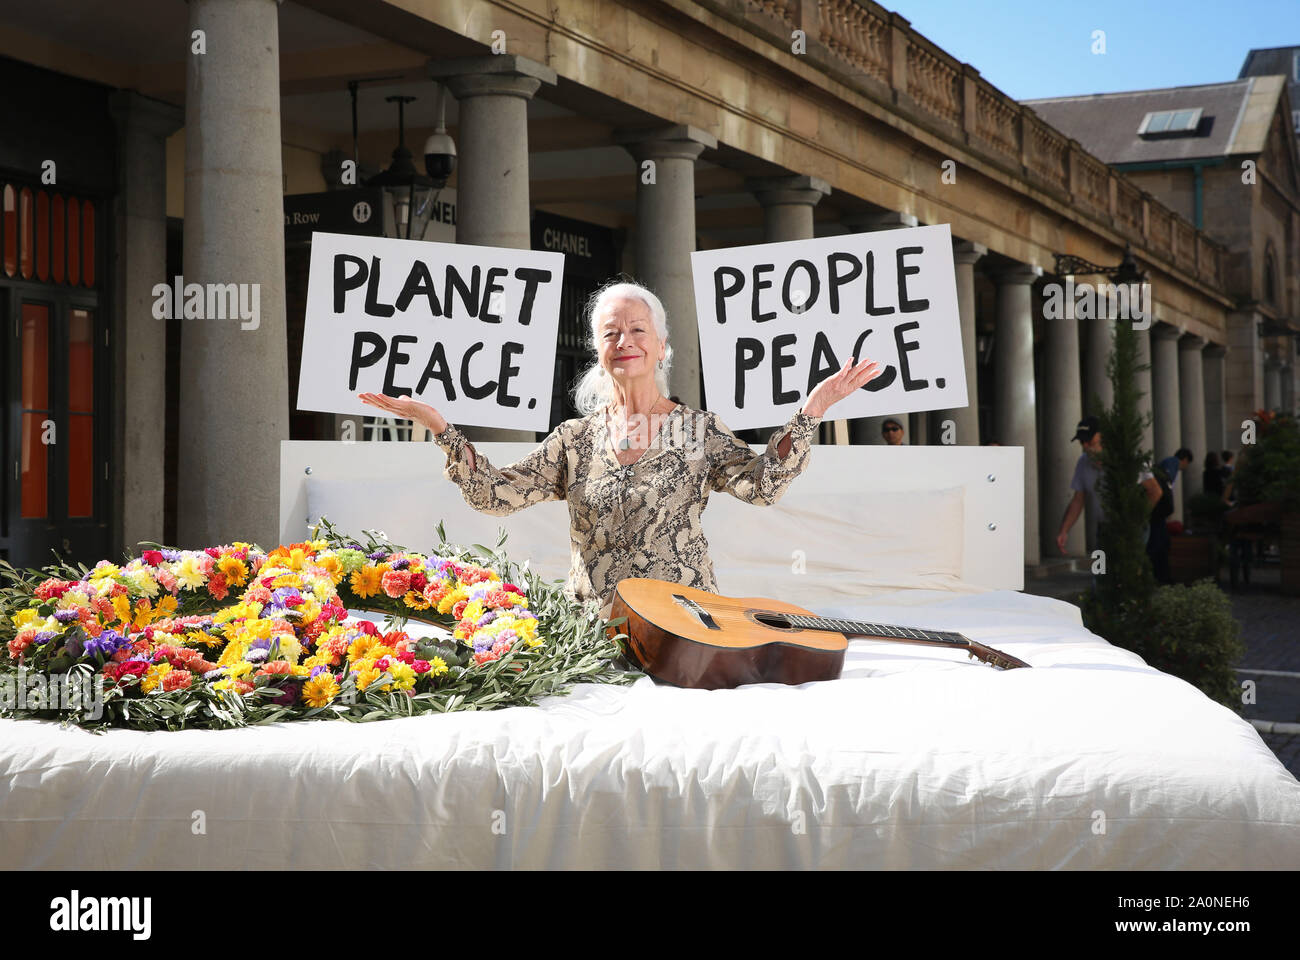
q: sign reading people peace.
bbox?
[690,224,967,431]
[297,232,564,431]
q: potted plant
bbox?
[1231,410,1300,594]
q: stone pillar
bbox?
[178,0,287,549]
[1178,334,1207,511]
[431,55,556,441]
[934,240,985,447]
[110,92,183,557]
[1081,298,1114,416]
[615,125,716,408]
[1282,363,1296,417]
[1225,309,1264,445]
[1150,323,1182,470]
[844,211,918,444]
[1203,344,1228,461]
[747,175,834,440]
[1041,273,1084,559]
[1265,353,1282,412]
[994,263,1043,566]
[1134,324,1155,456]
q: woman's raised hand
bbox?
[802,356,884,419]
[358,392,448,435]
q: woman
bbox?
[1203,451,1223,498]
[360,280,882,609]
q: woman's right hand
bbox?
[358,392,448,435]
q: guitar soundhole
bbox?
[754,612,796,631]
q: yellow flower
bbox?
[347,635,379,662]
[387,661,416,691]
[403,590,431,611]
[354,666,382,691]
[155,595,178,618]
[226,661,254,680]
[141,663,172,694]
[175,556,205,591]
[111,595,132,626]
[349,567,382,599]
[428,656,449,678]
[316,555,344,586]
[271,573,302,589]
[217,556,249,587]
[89,563,120,581]
[12,609,39,630]
[302,674,340,707]
[463,600,485,622]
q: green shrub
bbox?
[1234,411,1300,509]
[1142,579,1245,711]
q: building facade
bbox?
[0,0,1256,573]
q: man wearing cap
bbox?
[881,417,905,445]
[1055,416,1161,556]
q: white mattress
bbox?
[3,587,1297,870]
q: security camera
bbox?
[424,129,456,187]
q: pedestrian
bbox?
[1158,447,1193,491]
[1203,451,1224,498]
[881,417,905,445]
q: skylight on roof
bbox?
[1138,108,1203,137]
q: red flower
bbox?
[162,671,192,691]
[207,573,229,601]
[451,600,468,620]
[410,571,428,591]
[381,569,411,598]
[356,620,379,637]
[503,583,524,595]
[142,550,164,566]
[205,547,221,558]
[412,659,431,674]
[117,662,148,679]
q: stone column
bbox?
[1282,364,1296,417]
[1225,309,1263,443]
[1203,344,1227,461]
[178,0,287,549]
[746,175,835,440]
[110,92,183,557]
[431,55,556,441]
[1134,324,1155,456]
[930,240,984,447]
[994,263,1043,566]
[1081,296,1114,416]
[1265,353,1282,412]
[614,125,715,408]
[1178,334,1207,510]
[844,212,919,444]
[1150,323,1182,469]
[1041,272,1084,559]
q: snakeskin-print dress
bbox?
[433,404,822,606]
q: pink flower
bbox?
[162,671,192,691]
[412,660,431,674]
[381,569,411,598]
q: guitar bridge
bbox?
[672,594,721,630]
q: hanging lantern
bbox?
[366,94,435,240]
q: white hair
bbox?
[572,280,673,416]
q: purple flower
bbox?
[366,551,388,561]
[53,610,79,624]
[309,665,331,678]
[161,549,183,562]
[476,611,498,628]
[391,558,410,570]
[269,680,302,707]
[245,648,269,664]
[33,630,58,646]
[203,668,225,681]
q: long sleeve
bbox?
[706,409,821,505]
[433,423,567,517]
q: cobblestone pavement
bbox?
[1023,561,1300,778]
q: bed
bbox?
[1,440,1296,869]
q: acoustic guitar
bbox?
[610,578,1030,690]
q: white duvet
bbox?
[2,586,1297,870]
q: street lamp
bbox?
[367,95,435,240]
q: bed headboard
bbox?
[280,439,1023,593]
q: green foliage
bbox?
[1186,492,1228,518]
[1079,313,1156,656]
[1143,580,1245,711]
[1233,411,1300,510]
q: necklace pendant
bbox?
[617,436,631,451]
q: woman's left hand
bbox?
[802,356,884,419]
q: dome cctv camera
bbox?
[424,130,456,187]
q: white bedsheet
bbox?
[2,587,1297,870]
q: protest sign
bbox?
[297,232,563,431]
[690,224,966,430]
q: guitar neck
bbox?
[785,613,969,649]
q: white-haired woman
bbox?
[360,280,881,609]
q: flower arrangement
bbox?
[0,524,635,730]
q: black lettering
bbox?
[782,259,820,313]
[459,342,497,400]
[827,252,862,314]
[415,341,456,400]
[348,331,386,390]
[896,246,930,313]
[334,254,368,313]
[444,264,482,319]
[894,320,928,390]
[735,338,765,408]
[383,334,418,396]
[771,333,799,404]
[807,331,840,394]
[852,329,896,391]
[394,260,443,315]
[480,267,508,322]
[752,263,776,323]
[713,266,744,324]
[864,251,895,317]
[496,342,525,407]
[513,267,551,325]
[364,256,395,318]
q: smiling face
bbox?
[595,296,664,385]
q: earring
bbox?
[658,358,663,370]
